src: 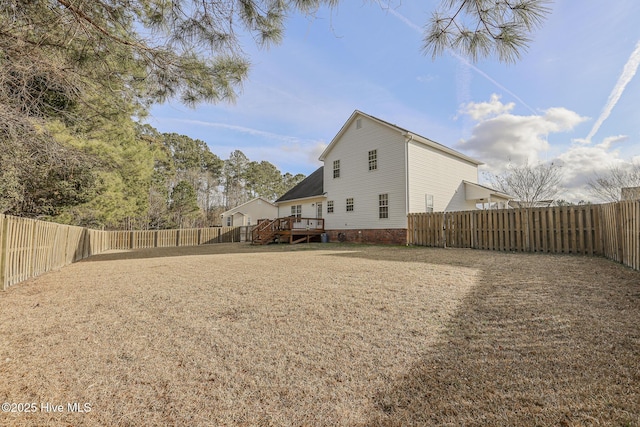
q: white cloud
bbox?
[543,108,588,132]
[456,95,640,201]
[556,135,632,201]
[460,94,514,121]
[170,119,303,145]
[458,96,588,169]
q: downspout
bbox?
[405,133,413,222]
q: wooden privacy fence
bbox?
[0,214,253,290]
[0,214,107,290]
[108,226,248,250]
[408,200,640,271]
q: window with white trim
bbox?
[291,205,302,218]
[368,149,377,171]
[333,160,340,178]
[327,201,334,213]
[316,202,323,219]
[226,216,232,226]
[425,194,434,213]
[379,194,389,219]
[346,198,354,212]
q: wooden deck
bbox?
[252,217,325,245]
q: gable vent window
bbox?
[333,159,340,179]
[356,118,362,129]
[346,198,354,212]
[368,149,377,171]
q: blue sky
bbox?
[148,0,640,202]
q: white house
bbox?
[275,110,513,244]
[220,197,277,226]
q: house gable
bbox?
[321,113,408,230]
[319,110,482,166]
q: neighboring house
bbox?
[220,197,277,226]
[275,110,513,244]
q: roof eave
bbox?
[275,194,326,205]
[463,180,514,200]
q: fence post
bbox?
[615,202,624,262]
[0,215,8,290]
[442,212,447,248]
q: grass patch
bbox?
[0,244,638,426]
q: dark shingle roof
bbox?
[276,167,324,203]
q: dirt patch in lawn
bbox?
[0,243,638,426]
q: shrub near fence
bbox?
[408,200,640,271]
[0,214,253,290]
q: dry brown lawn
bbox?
[0,243,638,426]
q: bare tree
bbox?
[423,0,552,63]
[487,162,562,207]
[588,162,640,202]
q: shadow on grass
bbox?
[84,241,484,265]
[359,252,640,426]
[83,242,343,262]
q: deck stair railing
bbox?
[252,218,280,245]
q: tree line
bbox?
[1,121,304,229]
[1,0,324,229]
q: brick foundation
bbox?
[325,229,407,245]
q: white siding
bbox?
[323,116,407,230]
[221,198,277,226]
[446,182,477,212]
[407,140,478,213]
[277,197,326,220]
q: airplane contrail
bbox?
[584,40,640,143]
[385,6,538,115]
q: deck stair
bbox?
[252,219,279,245]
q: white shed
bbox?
[220,197,277,226]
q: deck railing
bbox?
[280,217,324,231]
